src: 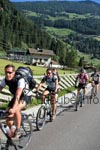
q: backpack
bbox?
[56,72,60,82]
[15,66,36,90]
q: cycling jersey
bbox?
[41,74,58,90]
[0,77,31,106]
[91,73,100,82]
[76,73,88,84]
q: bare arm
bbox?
[55,79,58,93]
[99,77,100,83]
[36,82,43,92]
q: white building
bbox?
[27,48,55,67]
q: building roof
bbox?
[28,48,55,56]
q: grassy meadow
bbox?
[0,59,76,76]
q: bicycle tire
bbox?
[36,105,46,131]
[14,114,32,150]
[74,97,79,111]
[93,96,99,104]
[47,104,53,122]
[64,97,70,105]
[70,93,77,105]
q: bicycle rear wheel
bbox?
[93,96,99,104]
[36,105,46,131]
[14,114,32,150]
[74,97,80,111]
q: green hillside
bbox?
[1,0,76,67]
[13,1,100,61]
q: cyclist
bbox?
[0,64,31,140]
[90,69,100,97]
[75,68,89,106]
[36,68,58,121]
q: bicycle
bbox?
[74,89,85,111]
[89,84,99,104]
[36,92,56,131]
[0,110,32,150]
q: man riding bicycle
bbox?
[90,69,100,97]
[36,68,58,121]
[75,68,89,106]
[0,64,32,140]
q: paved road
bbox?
[1,84,100,150]
[27,87,100,150]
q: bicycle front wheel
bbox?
[15,114,32,150]
[36,105,46,131]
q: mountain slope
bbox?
[0,0,58,52]
[13,1,100,60]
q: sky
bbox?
[9,0,100,4]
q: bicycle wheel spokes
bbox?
[36,106,46,131]
[15,118,32,150]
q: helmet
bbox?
[80,68,85,73]
[94,69,98,73]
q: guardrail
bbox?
[0,74,77,105]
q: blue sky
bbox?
[9,0,100,4]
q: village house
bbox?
[7,48,55,67]
[27,48,55,67]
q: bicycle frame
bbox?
[0,110,32,150]
[91,84,96,97]
[74,88,85,111]
[79,89,84,103]
[36,92,55,130]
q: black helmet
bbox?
[94,69,98,73]
[80,68,85,73]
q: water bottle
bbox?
[11,125,16,137]
[5,126,11,137]
[2,125,11,136]
[2,124,7,134]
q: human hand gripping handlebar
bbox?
[34,90,41,99]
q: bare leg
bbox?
[15,100,26,129]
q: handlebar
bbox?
[0,110,9,119]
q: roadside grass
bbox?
[58,86,76,97]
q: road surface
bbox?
[27,87,100,150]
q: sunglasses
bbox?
[47,72,52,75]
[5,71,13,74]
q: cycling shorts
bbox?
[78,83,86,89]
[8,95,32,108]
[45,87,58,94]
[94,81,99,85]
